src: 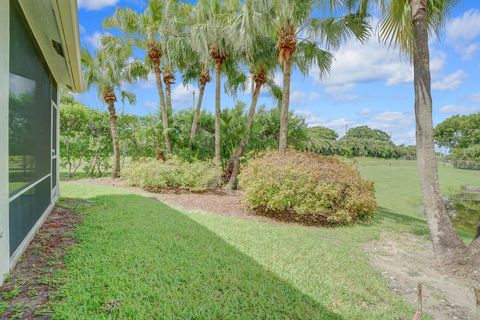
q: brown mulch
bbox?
[0,206,82,319]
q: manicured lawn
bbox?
[50,159,480,319]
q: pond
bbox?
[448,191,480,236]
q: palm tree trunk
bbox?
[153,62,172,153]
[225,82,262,190]
[215,62,222,162]
[107,100,121,178]
[165,81,173,114]
[412,0,466,261]
[189,81,206,150]
[279,58,291,153]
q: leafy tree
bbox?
[435,113,480,149]
[376,0,478,267]
[344,125,391,141]
[81,37,146,178]
[307,126,339,141]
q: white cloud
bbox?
[78,0,120,10]
[295,110,352,132]
[445,9,480,59]
[439,105,480,114]
[359,110,416,145]
[467,93,480,103]
[79,24,86,34]
[314,35,413,87]
[431,70,466,91]
[83,31,111,50]
[290,91,320,104]
[171,84,197,108]
[144,101,158,111]
[324,83,360,102]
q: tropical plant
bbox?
[190,0,241,162]
[81,37,146,178]
[104,0,179,153]
[223,0,282,189]
[260,0,371,152]
[435,113,480,150]
[376,0,479,269]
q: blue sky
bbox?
[76,0,480,145]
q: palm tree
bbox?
[223,1,282,189]
[104,0,178,153]
[264,0,371,152]
[81,38,146,178]
[377,0,479,268]
[190,0,240,162]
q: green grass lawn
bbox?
[50,159,480,319]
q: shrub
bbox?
[239,151,376,225]
[122,157,222,192]
[452,145,480,170]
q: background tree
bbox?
[81,37,145,178]
[104,0,178,153]
[306,126,339,141]
[265,0,370,152]
[435,113,480,150]
[378,0,479,268]
[344,125,391,141]
[191,0,240,162]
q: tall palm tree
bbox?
[191,0,240,162]
[265,0,371,152]
[81,38,146,178]
[222,0,283,189]
[377,0,479,268]
[104,0,177,153]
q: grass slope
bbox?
[52,159,480,319]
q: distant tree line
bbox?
[304,125,416,159]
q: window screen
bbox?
[9,1,52,197]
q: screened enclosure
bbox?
[0,0,81,284]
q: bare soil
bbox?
[364,232,479,320]
[0,206,82,319]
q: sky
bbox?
[76,0,480,145]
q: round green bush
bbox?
[239,151,377,225]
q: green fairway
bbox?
[50,159,480,319]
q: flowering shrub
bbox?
[239,151,376,225]
[122,157,222,192]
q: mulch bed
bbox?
[0,206,82,319]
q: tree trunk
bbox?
[106,100,121,178]
[189,81,206,150]
[153,62,172,153]
[215,62,222,162]
[279,58,291,153]
[225,82,262,190]
[411,0,466,262]
[165,80,172,115]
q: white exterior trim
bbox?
[0,1,10,287]
[8,174,52,203]
[9,201,57,270]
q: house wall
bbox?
[0,1,11,286]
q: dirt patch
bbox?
[364,232,479,320]
[0,206,82,319]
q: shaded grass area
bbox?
[55,181,415,319]
[50,159,480,318]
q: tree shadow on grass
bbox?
[373,206,429,235]
[53,194,343,319]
